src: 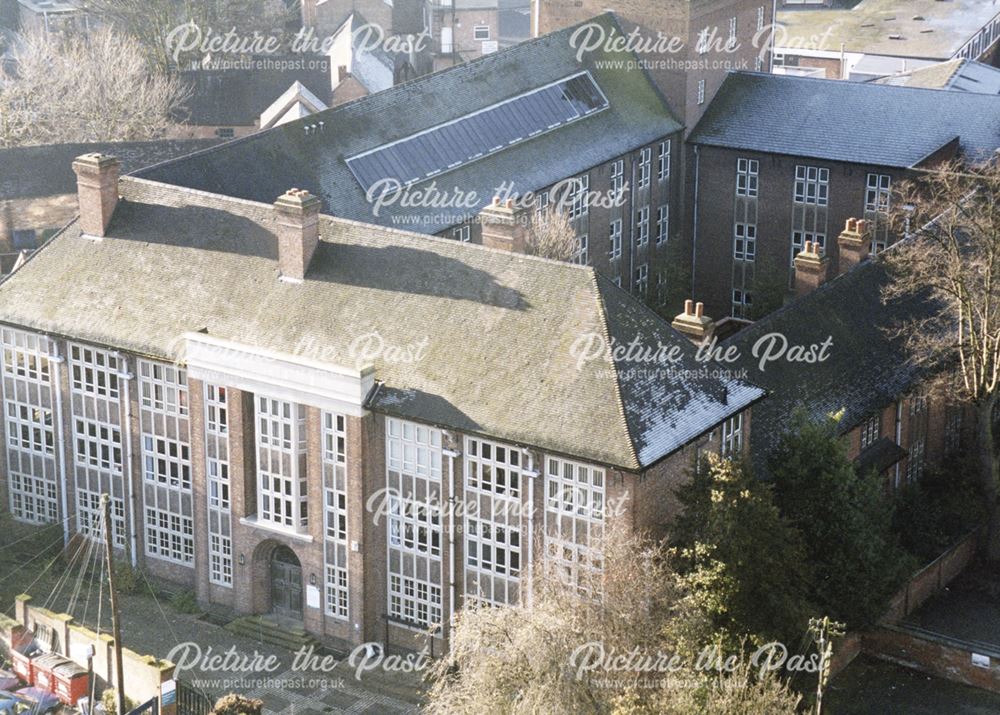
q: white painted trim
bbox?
[181,333,374,417]
[239,516,315,543]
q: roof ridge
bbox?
[589,269,641,471]
[120,175,598,273]
[134,13,624,179]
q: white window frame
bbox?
[610,159,624,194]
[658,141,671,182]
[635,263,648,297]
[145,506,194,564]
[473,25,490,41]
[70,344,119,399]
[543,456,605,597]
[636,206,650,246]
[256,396,308,530]
[736,158,759,197]
[386,418,443,630]
[697,79,706,105]
[656,205,669,245]
[609,219,622,259]
[793,165,830,206]
[453,225,471,243]
[720,413,743,458]
[637,147,651,189]
[567,175,589,220]
[463,437,523,606]
[734,222,757,261]
[323,411,350,619]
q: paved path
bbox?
[57,590,424,715]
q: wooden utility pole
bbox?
[102,494,127,715]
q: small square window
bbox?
[474,26,490,41]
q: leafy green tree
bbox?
[768,414,912,627]
[671,454,812,649]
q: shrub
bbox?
[101,689,136,715]
[211,694,264,715]
[169,589,200,614]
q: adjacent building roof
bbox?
[175,58,333,128]
[689,72,1000,167]
[138,14,682,234]
[776,0,1000,59]
[0,139,221,201]
[0,177,761,471]
[875,59,1000,95]
[725,255,941,472]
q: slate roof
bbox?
[689,72,1000,167]
[0,177,760,471]
[0,139,222,201]
[138,13,682,234]
[176,58,333,127]
[724,256,942,473]
[875,59,1000,95]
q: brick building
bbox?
[775,0,1000,81]
[0,155,762,650]
[140,15,688,307]
[726,225,968,491]
[688,72,1000,320]
[532,0,775,131]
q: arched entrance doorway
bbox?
[270,545,303,620]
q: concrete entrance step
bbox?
[224,614,320,652]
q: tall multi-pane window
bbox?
[637,148,651,189]
[732,289,752,318]
[257,396,308,530]
[464,438,523,606]
[757,6,765,31]
[2,329,60,524]
[535,191,550,223]
[610,159,624,195]
[544,456,605,597]
[794,166,829,205]
[205,384,232,586]
[323,412,349,619]
[139,358,193,566]
[635,206,649,246]
[658,141,670,182]
[860,412,880,450]
[567,175,589,220]
[720,413,743,458]
[697,79,706,105]
[69,343,125,544]
[572,234,588,265]
[609,220,622,259]
[71,344,119,399]
[386,418,443,630]
[656,206,669,245]
[634,263,648,297]
[865,173,892,254]
[736,158,759,197]
[734,223,756,261]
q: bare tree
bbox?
[425,521,801,714]
[0,29,190,147]
[525,209,581,262]
[884,159,1000,559]
[81,0,295,72]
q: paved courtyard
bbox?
[92,591,423,715]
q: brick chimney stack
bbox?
[837,218,871,276]
[672,299,714,343]
[479,197,529,253]
[72,153,120,238]
[793,241,830,298]
[274,188,322,282]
